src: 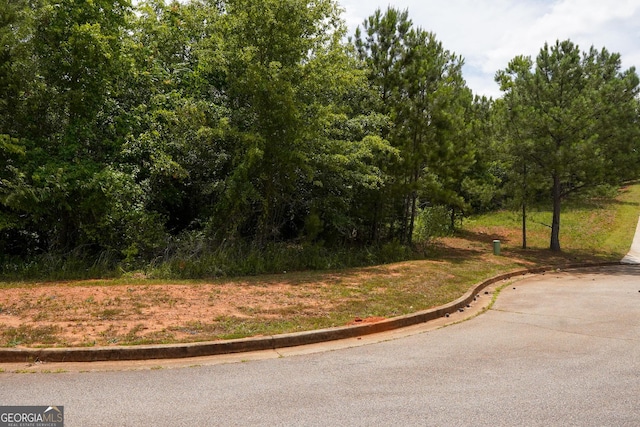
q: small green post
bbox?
[493,240,501,255]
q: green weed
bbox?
[0,325,61,347]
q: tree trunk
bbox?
[522,162,527,250]
[406,165,420,245]
[402,189,411,244]
[407,191,417,245]
[550,174,561,251]
[522,201,527,249]
[450,207,456,231]
[371,197,380,243]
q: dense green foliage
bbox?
[496,41,640,250]
[0,1,638,277]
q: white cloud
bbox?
[339,0,640,98]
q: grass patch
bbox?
[463,184,640,260]
[0,325,62,347]
[94,309,123,320]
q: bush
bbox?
[146,231,426,279]
[1,230,432,280]
[0,248,120,281]
[413,206,453,243]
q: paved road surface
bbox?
[1,265,639,426]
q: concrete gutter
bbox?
[0,261,622,363]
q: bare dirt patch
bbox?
[0,232,608,348]
[0,279,340,347]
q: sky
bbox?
[338,0,640,99]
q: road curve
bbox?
[1,264,639,426]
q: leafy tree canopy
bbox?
[496,40,640,251]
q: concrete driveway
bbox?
[1,265,639,426]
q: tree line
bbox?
[1,0,638,275]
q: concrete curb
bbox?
[0,261,623,363]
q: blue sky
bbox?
[339,0,640,99]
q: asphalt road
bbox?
[1,265,639,426]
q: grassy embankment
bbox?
[0,184,638,347]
